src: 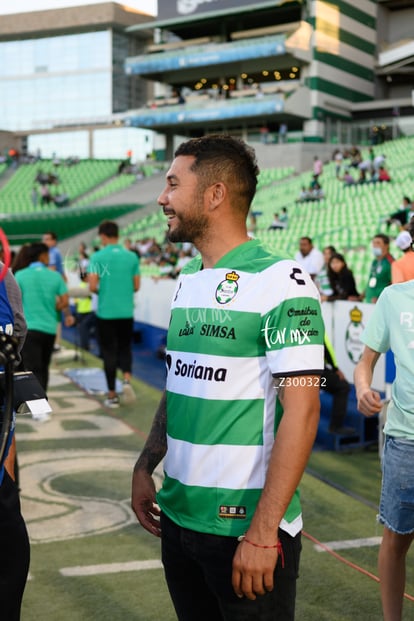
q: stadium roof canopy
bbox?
[126,1,302,38]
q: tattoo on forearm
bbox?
[134,392,167,474]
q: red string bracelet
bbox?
[238,535,285,567]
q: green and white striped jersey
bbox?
[157,239,324,538]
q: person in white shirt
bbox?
[294,236,324,279]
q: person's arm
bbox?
[133,274,140,292]
[131,392,167,537]
[354,346,383,416]
[232,379,320,600]
[4,436,16,480]
[56,293,75,326]
[88,272,99,294]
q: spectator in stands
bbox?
[268,212,287,231]
[364,233,394,303]
[40,184,52,206]
[333,149,343,177]
[295,236,324,279]
[323,334,354,435]
[349,146,362,168]
[377,166,391,183]
[315,245,336,297]
[357,169,367,184]
[278,122,288,143]
[341,169,356,186]
[321,252,361,302]
[31,185,39,208]
[88,220,140,409]
[373,153,386,172]
[296,185,311,203]
[391,228,414,283]
[385,196,413,230]
[313,155,323,180]
[15,242,74,392]
[260,125,270,144]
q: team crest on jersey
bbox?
[215,271,239,304]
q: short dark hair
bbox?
[98,220,119,238]
[43,231,57,241]
[28,242,49,263]
[300,236,313,244]
[373,233,390,245]
[174,134,259,213]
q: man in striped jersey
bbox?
[131,135,324,620]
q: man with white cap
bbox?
[391,225,414,283]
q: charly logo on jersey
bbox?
[345,306,365,364]
[215,271,240,305]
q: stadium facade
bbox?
[0,0,413,160]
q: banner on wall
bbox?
[330,300,385,391]
[158,0,280,20]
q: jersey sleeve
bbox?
[261,261,325,377]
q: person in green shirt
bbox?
[88,220,140,408]
[364,233,394,303]
[355,278,414,621]
[15,242,74,392]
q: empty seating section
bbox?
[72,174,137,207]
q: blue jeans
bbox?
[160,513,301,621]
[379,435,414,534]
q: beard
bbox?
[166,204,209,245]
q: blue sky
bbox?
[0,1,157,15]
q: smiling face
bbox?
[158,155,210,245]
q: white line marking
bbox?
[60,559,163,577]
[314,536,382,552]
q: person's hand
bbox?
[232,539,279,600]
[131,469,161,537]
[356,387,383,417]
[64,314,75,327]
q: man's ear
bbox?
[208,182,226,210]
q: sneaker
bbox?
[103,396,120,409]
[122,381,136,403]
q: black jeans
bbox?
[0,470,30,621]
[97,318,133,392]
[161,513,301,621]
[21,330,55,391]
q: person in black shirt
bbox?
[321,253,361,302]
